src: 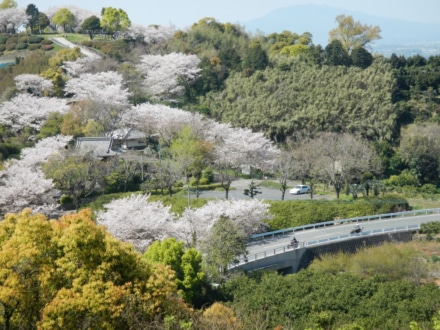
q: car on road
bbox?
[289,184,311,195]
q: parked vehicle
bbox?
[289,184,311,195]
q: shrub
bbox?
[385,169,418,187]
[28,44,41,50]
[0,44,5,52]
[41,39,53,45]
[60,195,73,204]
[18,36,29,43]
[28,35,44,44]
[420,184,437,195]
[199,177,209,185]
[420,222,440,235]
[81,40,93,47]
[202,166,214,183]
[15,43,28,50]
[41,44,54,51]
[0,35,8,44]
[5,37,18,45]
[5,43,16,51]
[266,196,410,230]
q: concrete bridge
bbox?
[230,209,440,274]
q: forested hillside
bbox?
[2,3,440,329]
[201,59,397,142]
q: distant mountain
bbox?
[241,5,440,57]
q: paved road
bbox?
[197,179,330,201]
[246,213,440,258]
[51,37,101,59]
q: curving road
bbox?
[245,212,440,259]
[50,37,101,59]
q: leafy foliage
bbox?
[266,197,409,230]
[0,208,191,329]
[201,58,397,142]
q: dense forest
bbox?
[1,2,440,329]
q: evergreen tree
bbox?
[351,46,373,69]
[25,3,39,34]
[325,39,351,66]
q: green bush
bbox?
[5,43,16,51]
[385,169,418,187]
[420,222,440,235]
[420,184,437,195]
[266,196,410,230]
[81,40,93,47]
[18,36,29,43]
[0,44,5,52]
[202,166,214,183]
[41,39,53,45]
[15,43,28,50]
[0,35,7,44]
[60,195,73,204]
[28,35,44,44]
[5,37,18,45]
[28,44,41,50]
[199,177,209,185]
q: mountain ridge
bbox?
[241,4,440,57]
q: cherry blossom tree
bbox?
[62,57,96,77]
[130,103,205,146]
[64,71,132,132]
[0,135,72,215]
[44,5,97,32]
[123,23,175,44]
[14,74,53,96]
[96,194,178,252]
[64,71,131,106]
[136,52,201,101]
[0,7,28,33]
[0,94,69,132]
[207,123,279,198]
[176,199,271,247]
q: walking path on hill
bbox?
[50,37,101,60]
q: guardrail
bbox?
[231,224,421,268]
[248,208,440,245]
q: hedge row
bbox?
[0,34,52,52]
[266,196,410,230]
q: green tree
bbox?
[100,7,131,38]
[329,14,382,53]
[325,39,351,66]
[51,8,76,33]
[0,0,16,9]
[42,154,105,209]
[242,41,268,71]
[144,238,205,305]
[81,15,101,40]
[25,4,39,34]
[202,215,247,279]
[38,112,63,138]
[38,12,50,33]
[351,46,373,69]
[0,209,191,329]
[243,179,262,198]
[169,125,213,205]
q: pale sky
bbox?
[16,0,440,29]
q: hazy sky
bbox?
[16,0,440,29]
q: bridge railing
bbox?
[247,208,440,245]
[231,224,421,268]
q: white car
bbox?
[289,184,311,195]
